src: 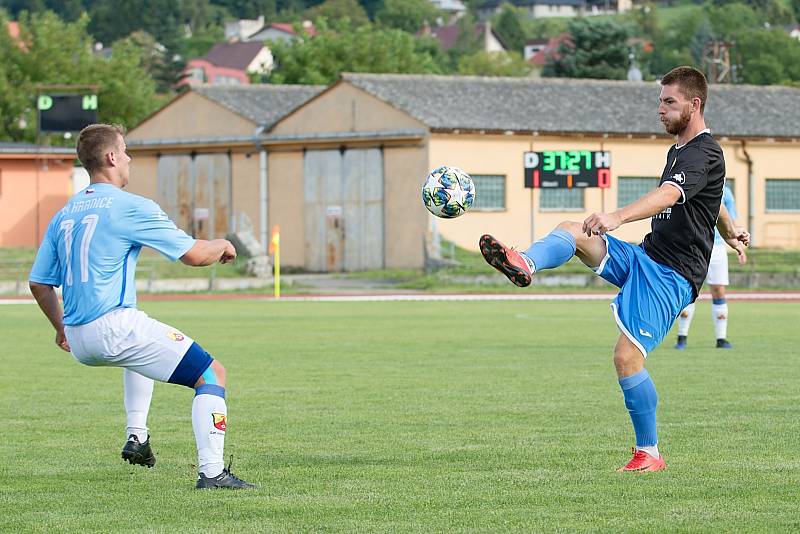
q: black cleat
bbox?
[121,434,156,468]
[716,338,733,349]
[196,462,256,490]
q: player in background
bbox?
[479,67,749,472]
[675,184,746,349]
[29,124,254,489]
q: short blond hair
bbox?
[76,123,125,173]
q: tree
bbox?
[375,0,439,34]
[457,50,531,77]
[522,17,568,41]
[0,11,160,142]
[268,20,441,84]
[211,0,277,20]
[648,6,705,78]
[492,3,526,54]
[88,0,183,49]
[0,0,85,21]
[690,18,714,66]
[706,2,760,40]
[737,28,800,85]
[304,0,369,28]
[543,18,631,80]
[764,0,796,25]
[627,2,660,42]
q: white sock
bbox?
[124,369,154,443]
[520,252,536,273]
[677,303,695,336]
[637,445,660,458]
[192,392,226,478]
[712,302,728,340]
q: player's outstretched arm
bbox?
[583,184,680,236]
[180,239,237,267]
[717,203,749,264]
[29,282,71,352]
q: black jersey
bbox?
[641,131,726,298]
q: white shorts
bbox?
[706,243,729,286]
[65,308,195,382]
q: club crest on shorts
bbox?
[212,413,227,432]
[167,331,185,342]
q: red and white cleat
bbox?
[617,448,666,472]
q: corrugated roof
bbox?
[341,73,800,138]
[193,84,326,128]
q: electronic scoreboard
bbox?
[38,94,98,133]
[524,151,611,189]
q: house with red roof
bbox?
[225,16,316,43]
[245,21,316,42]
[179,41,273,88]
[423,21,507,53]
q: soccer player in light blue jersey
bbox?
[29,124,254,489]
[675,184,747,349]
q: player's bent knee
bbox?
[167,341,217,388]
[207,360,226,386]
[556,221,582,236]
[613,337,644,376]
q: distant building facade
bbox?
[0,143,76,247]
[125,75,800,273]
[478,0,631,19]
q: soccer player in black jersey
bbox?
[479,66,749,472]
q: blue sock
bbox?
[619,369,658,447]
[712,297,726,305]
[523,229,576,272]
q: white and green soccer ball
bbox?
[421,166,475,219]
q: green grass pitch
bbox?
[2,298,799,532]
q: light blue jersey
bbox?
[715,185,737,245]
[30,183,195,326]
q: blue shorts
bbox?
[596,234,694,357]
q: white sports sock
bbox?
[677,302,695,336]
[637,445,660,459]
[192,392,226,478]
[712,302,728,340]
[520,252,536,273]
[124,369,154,443]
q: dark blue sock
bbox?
[619,369,658,447]
[523,229,576,271]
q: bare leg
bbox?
[552,221,609,270]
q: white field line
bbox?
[259,292,800,302]
[3,293,799,305]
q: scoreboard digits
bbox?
[524,151,611,189]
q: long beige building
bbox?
[127,74,800,271]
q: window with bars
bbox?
[539,188,584,210]
[618,176,659,208]
[470,174,505,210]
[766,179,800,211]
